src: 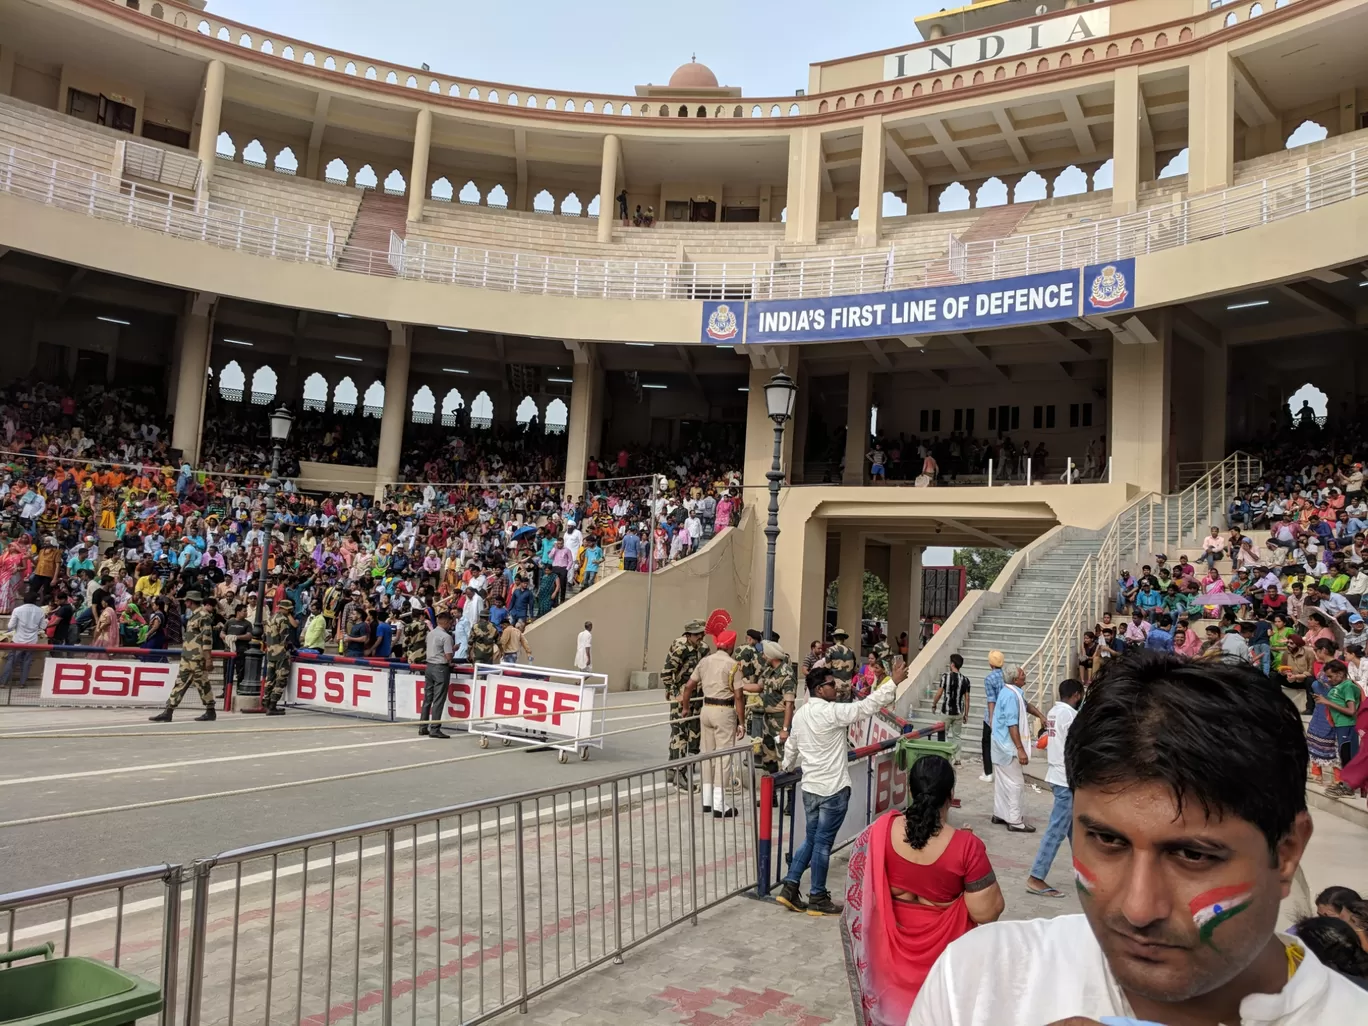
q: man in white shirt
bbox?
[0,590,45,687]
[574,621,592,671]
[775,659,902,916]
[461,586,483,627]
[910,653,1359,1026]
[1024,677,1083,898]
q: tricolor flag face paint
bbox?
[1189,884,1255,946]
[1074,858,1098,898]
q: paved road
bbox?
[0,691,675,891]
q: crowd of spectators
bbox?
[0,379,743,676]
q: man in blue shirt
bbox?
[583,541,604,586]
[622,529,641,572]
[1144,613,1175,652]
[1135,581,1163,619]
[989,662,1046,831]
[66,546,94,576]
[981,651,1005,784]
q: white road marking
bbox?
[0,737,424,786]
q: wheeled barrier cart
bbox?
[468,663,609,763]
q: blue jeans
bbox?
[1029,785,1074,882]
[0,648,35,687]
[784,786,850,896]
[1250,643,1271,675]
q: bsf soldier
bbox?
[825,627,857,702]
[404,611,429,666]
[262,598,298,716]
[732,628,767,734]
[469,608,500,664]
[149,590,216,723]
[662,618,707,787]
[754,640,797,774]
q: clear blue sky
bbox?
[210,0,948,98]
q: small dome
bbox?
[668,57,719,89]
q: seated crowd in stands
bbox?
[0,379,743,678]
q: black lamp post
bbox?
[242,406,294,703]
[761,372,797,641]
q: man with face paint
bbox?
[908,651,1358,1025]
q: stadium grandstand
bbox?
[2,0,1368,1022]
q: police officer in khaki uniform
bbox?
[824,627,857,701]
[679,630,744,817]
[149,591,216,723]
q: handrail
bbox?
[1022,451,1263,705]
[2,130,1366,300]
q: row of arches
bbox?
[409,388,568,434]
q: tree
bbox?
[825,571,889,620]
[954,547,1014,591]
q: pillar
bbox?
[1202,343,1228,463]
[743,355,798,492]
[406,108,432,224]
[375,324,410,495]
[1114,67,1142,215]
[171,293,215,465]
[789,363,809,484]
[0,45,15,96]
[564,350,602,500]
[843,364,870,485]
[195,60,226,185]
[1109,310,1172,493]
[1187,45,1234,194]
[904,181,929,215]
[1339,88,1358,137]
[907,545,923,657]
[887,543,924,659]
[857,114,885,245]
[597,134,620,243]
[837,529,865,657]
[784,127,823,245]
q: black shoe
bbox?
[194,707,217,722]
[418,728,430,736]
[806,892,843,916]
[265,707,285,716]
[991,816,1006,825]
[775,881,807,913]
[713,808,739,819]
[702,805,712,813]
[1007,823,1037,833]
[428,730,451,739]
[149,709,173,722]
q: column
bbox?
[406,108,432,224]
[1339,88,1358,136]
[843,364,870,485]
[837,528,865,658]
[0,45,15,96]
[907,545,922,659]
[564,350,602,500]
[1187,45,1234,194]
[1109,310,1172,493]
[784,126,823,245]
[1113,67,1141,214]
[788,365,809,484]
[887,543,924,659]
[374,324,411,495]
[857,114,885,245]
[171,294,215,465]
[596,134,620,244]
[195,60,226,184]
[1202,343,1228,463]
[743,364,778,492]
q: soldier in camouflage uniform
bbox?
[149,591,216,722]
[263,598,298,715]
[731,629,767,735]
[404,611,429,666]
[754,641,798,774]
[824,627,857,702]
[469,609,500,664]
[663,619,707,786]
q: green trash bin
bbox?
[0,943,163,1026]
[892,735,960,773]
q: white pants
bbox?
[993,759,1025,826]
[699,704,737,787]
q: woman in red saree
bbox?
[842,755,1004,1025]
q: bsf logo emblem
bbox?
[1088,265,1129,309]
[706,303,738,341]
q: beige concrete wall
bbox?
[524,509,755,692]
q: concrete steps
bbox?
[338,191,407,274]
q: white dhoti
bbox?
[993,759,1025,826]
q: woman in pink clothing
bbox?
[714,493,735,532]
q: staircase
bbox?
[336,191,408,275]
[957,202,1037,243]
[910,535,1103,717]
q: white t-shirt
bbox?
[574,630,592,670]
[1044,701,1076,789]
[8,603,46,645]
[908,914,1361,1026]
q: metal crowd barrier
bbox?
[0,747,758,1026]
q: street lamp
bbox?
[241,406,294,708]
[761,372,797,641]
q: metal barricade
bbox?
[1,748,757,1026]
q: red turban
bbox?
[716,630,737,650]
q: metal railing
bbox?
[2,136,1366,300]
[1,747,757,1026]
[1022,451,1263,704]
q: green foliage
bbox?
[954,547,1014,591]
[826,571,889,619]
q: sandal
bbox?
[1026,886,1065,898]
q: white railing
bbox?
[1023,452,1263,706]
[387,228,404,274]
[2,134,1366,300]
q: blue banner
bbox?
[699,263,1139,345]
[1081,258,1136,316]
